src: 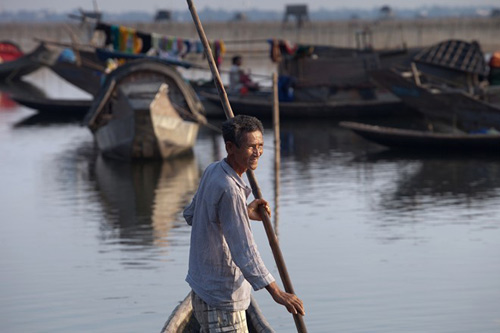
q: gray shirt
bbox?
[184,159,275,311]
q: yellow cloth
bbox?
[119,26,141,53]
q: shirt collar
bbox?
[222,159,252,198]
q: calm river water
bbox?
[1,69,500,333]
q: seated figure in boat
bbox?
[489,51,500,86]
[229,55,259,95]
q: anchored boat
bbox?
[84,59,206,160]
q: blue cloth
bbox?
[57,48,76,63]
[184,159,275,311]
[278,75,295,102]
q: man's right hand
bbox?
[265,281,305,316]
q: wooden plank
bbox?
[449,42,465,68]
[461,45,475,72]
[439,40,456,65]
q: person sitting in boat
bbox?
[229,55,259,95]
[488,51,500,85]
[184,115,305,332]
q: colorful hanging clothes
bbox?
[110,25,120,51]
[118,26,142,53]
[267,39,313,63]
[94,22,223,61]
[267,39,282,63]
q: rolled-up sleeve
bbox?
[183,194,196,226]
[218,188,275,291]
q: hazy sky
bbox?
[1,0,499,13]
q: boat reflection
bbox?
[94,153,200,248]
[270,118,500,209]
[278,118,380,162]
[360,150,500,209]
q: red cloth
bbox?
[490,52,500,68]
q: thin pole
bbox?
[187,1,307,332]
[272,72,281,234]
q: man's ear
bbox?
[225,141,234,154]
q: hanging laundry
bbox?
[93,22,223,60]
[137,31,152,53]
[118,26,142,54]
[267,39,282,63]
[111,25,120,51]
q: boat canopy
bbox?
[413,40,488,76]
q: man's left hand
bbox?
[248,199,271,221]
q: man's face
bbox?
[230,130,264,174]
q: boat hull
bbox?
[341,121,500,151]
[84,60,206,160]
[371,69,500,132]
[11,95,91,116]
[161,292,274,333]
[200,90,407,119]
[0,43,57,80]
[94,101,200,161]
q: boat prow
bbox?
[161,292,274,333]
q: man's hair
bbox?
[232,55,242,65]
[222,115,264,147]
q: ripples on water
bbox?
[1,71,500,332]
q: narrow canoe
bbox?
[11,94,91,117]
[340,121,500,151]
[199,90,405,119]
[161,292,274,333]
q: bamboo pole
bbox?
[187,1,307,332]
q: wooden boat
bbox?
[340,121,500,151]
[84,59,206,160]
[370,68,500,132]
[49,47,107,96]
[47,46,197,97]
[0,79,47,109]
[199,89,405,119]
[370,40,500,132]
[0,79,47,99]
[161,292,274,333]
[0,42,58,80]
[95,48,196,69]
[11,94,91,117]
[411,39,488,89]
[197,40,423,119]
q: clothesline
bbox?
[94,22,314,65]
[94,22,226,65]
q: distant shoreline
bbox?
[1,17,499,53]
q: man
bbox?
[184,115,304,332]
[229,55,259,94]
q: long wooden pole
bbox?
[187,1,306,332]
[272,72,281,234]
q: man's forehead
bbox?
[242,130,263,143]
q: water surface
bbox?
[1,70,500,333]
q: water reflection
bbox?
[360,150,500,209]
[274,118,500,231]
[278,119,377,161]
[93,154,200,249]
